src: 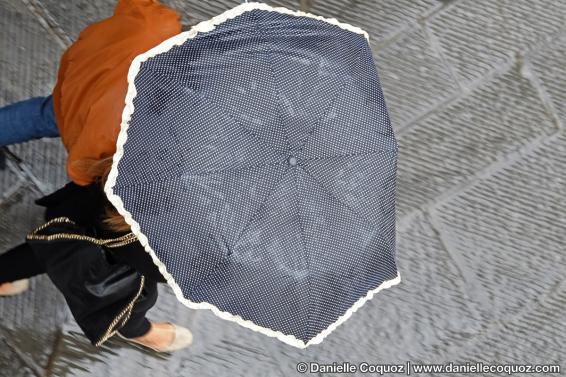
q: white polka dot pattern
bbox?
[105,2,401,349]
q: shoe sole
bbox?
[0,279,29,297]
[116,324,193,353]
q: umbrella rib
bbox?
[143,66,287,158]
[295,36,367,153]
[298,164,393,251]
[301,147,397,162]
[292,166,312,343]
[187,166,291,295]
[250,11,292,152]
[113,160,286,190]
[229,165,291,255]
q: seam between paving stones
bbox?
[423,0,566,90]
[426,277,566,361]
[427,129,562,212]
[372,23,463,131]
[396,126,562,234]
[369,1,449,50]
[420,19,465,94]
[396,57,537,136]
[0,175,25,207]
[20,0,72,48]
[0,336,44,377]
[423,210,489,320]
[521,52,565,132]
[4,150,52,196]
[41,329,64,377]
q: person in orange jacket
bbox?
[0,0,194,353]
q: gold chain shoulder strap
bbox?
[26,216,146,347]
[26,216,138,248]
[94,274,146,347]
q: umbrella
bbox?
[104,1,401,349]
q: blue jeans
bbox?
[0,95,60,146]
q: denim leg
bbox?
[0,95,59,146]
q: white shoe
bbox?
[117,322,193,353]
[0,279,29,296]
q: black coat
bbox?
[25,181,161,347]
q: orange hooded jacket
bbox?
[52,0,182,186]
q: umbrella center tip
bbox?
[288,156,298,166]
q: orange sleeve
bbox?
[52,0,182,186]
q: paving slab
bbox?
[33,0,115,42]
[0,184,69,372]
[430,130,566,325]
[287,0,442,44]
[0,0,62,105]
[0,337,38,377]
[437,278,566,368]
[428,0,566,84]
[528,33,566,127]
[8,138,69,194]
[0,183,46,250]
[375,25,459,129]
[0,163,23,202]
[395,62,557,217]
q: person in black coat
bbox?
[0,179,193,352]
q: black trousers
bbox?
[0,242,166,338]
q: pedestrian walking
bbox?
[0,0,194,353]
[1,0,401,351]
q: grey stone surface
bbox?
[0,184,69,372]
[0,338,38,377]
[430,130,566,325]
[395,62,557,217]
[428,0,566,84]
[33,0,115,42]
[0,183,45,250]
[528,33,566,127]
[0,163,23,202]
[438,278,566,368]
[1,0,566,376]
[307,0,441,44]
[9,138,68,194]
[0,0,62,105]
[375,25,459,129]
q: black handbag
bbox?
[25,216,153,347]
[24,181,160,346]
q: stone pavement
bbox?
[1,0,565,376]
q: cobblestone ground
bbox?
[1,1,565,376]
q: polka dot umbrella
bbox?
[104,1,401,349]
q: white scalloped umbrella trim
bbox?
[104,1,401,349]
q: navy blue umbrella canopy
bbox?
[104,1,401,348]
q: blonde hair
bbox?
[73,156,132,234]
[72,23,196,233]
